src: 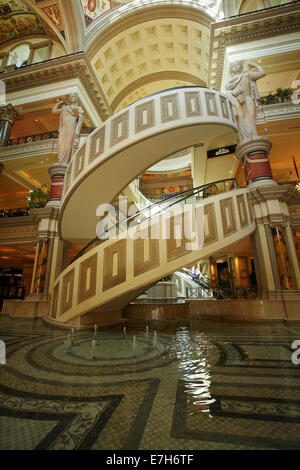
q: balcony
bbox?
[257,101,300,124]
[0,127,96,161]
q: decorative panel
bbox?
[61,269,75,315]
[160,94,179,123]
[110,111,129,147]
[185,92,202,117]
[89,126,105,163]
[135,100,155,133]
[205,92,218,116]
[220,197,237,237]
[237,194,249,228]
[219,96,229,119]
[203,203,218,245]
[134,233,159,276]
[103,239,127,291]
[74,144,86,179]
[77,253,98,304]
[166,213,191,261]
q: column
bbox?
[31,239,49,295]
[236,136,275,187]
[191,144,207,188]
[282,224,300,289]
[46,162,68,207]
[250,225,278,293]
[28,207,60,300]
[0,104,21,147]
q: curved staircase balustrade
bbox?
[59,87,238,241]
[71,178,238,263]
[50,187,255,324]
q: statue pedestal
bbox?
[46,162,68,207]
[236,136,275,187]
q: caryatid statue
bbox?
[226,60,274,185]
[52,93,84,164]
[225,60,265,142]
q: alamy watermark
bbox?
[291,340,300,365]
[0,340,6,365]
[96,196,206,251]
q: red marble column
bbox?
[236,137,274,185]
[47,162,68,207]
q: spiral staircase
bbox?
[48,87,256,326]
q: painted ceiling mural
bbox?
[0,0,46,45]
[41,3,64,32]
[80,0,132,27]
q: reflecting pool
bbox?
[0,315,300,450]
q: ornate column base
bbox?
[46,162,68,207]
[236,136,276,187]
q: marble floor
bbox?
[0,314,300,450]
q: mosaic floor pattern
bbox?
[0,315,300,450]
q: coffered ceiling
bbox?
[91,18,211,111]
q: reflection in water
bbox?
[172,327,215,416]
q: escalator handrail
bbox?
[71,178,237,263]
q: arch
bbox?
[111,72,207,112]
[7,42,31,68]
[239,0,266,14]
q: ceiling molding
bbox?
[1,53,111,121]
[110,71,206,112]
[209,2,300,90]
[85,1,215,59]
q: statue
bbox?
[225,60,265,142]
[52,93,83,164]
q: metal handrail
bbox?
[71,178,237,264]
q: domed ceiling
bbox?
[0,0,46,45]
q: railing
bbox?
[7,127,96,147]
[71,177,238,263]
[7,131,59,146]
[0,208,30,218]
[186,285,258,300]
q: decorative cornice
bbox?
[0,214,37,229]
[257,102,300,124]
[255,214,290,225]
[0,104,22,124]
[85,1,215,57]
[209,3,300,89]
[1,53,111,121]
[0,224,38,243]
[31,206,60,222]
[0,139,57,161]
[248,182,300,205]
